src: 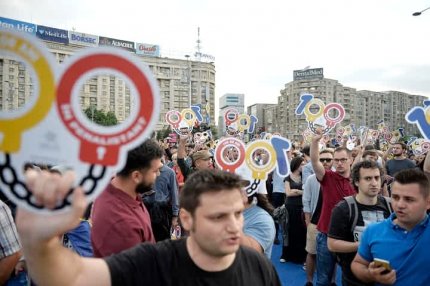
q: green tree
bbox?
[84,107,118,126]
[156,125,172,140]
[105,111,118,126]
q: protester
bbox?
[90,139,163,257]
[280,156,307,264]
[170,153,185,192]
[271,170,287,245]
[385,142,415,177]
[310,129,356,286]
[301,145,313,184]
[143,163,179,242]
[328,160,392,286]
[16,169,281,286]
[351,169,430,285]
[240,181,276,259]
[0,199,24,285]
[303,149,334,286]
[177,134,213,181]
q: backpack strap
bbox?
[344,196,358,234]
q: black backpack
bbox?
[343,195,393,233]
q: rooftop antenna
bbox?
[195,27,202,61]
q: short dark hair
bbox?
[301,145,310,157]
[334,146,351,156]
[394,142,407,150]
[362,150,378,158]
[351,160,384,192]
[117,139,163,177]
[364,144,375,151]
[180,169,243,215]
[320,149,334,156]
[290,156,304,173]
[394,169,430,198]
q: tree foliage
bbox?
[84,107,118,126]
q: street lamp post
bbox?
[413,6,430,16]
[185,54,192,107]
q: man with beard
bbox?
[385,142,415,177]
[91,139,163,257]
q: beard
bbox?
[135,181,153,194]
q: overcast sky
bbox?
[2,0,430,109]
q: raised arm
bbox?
[352,146,364,167]
[17,171,110,286]
[177,134,187,160]
[310,130,325,181]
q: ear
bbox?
[354,179,359,188]
[179,208,193,232]
[130,170,142,184]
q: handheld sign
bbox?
[406,100,430,140]
[295,93,345,135]
[0,29,159,213]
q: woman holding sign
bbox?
[280,156,307,264]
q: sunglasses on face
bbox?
[319,158,333,163]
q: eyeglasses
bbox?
[334,158,348,163]
[319,158,333,163]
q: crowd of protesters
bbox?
[1,126,430,285]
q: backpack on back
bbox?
[343,195,393,234]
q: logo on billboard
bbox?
[37,25,69,44]
[0,16,36,34]
[293,68,324,81]
[69,31,98,47]
[135,43,160,57]
[99,36,134,52]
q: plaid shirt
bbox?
[0,200,21,259]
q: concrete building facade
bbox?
[0,16,216,131]
[247,103,277,133]
[218,93,245,136]
[275,68,427,141]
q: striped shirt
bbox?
[0,200,21,259]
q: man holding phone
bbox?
[351,169,430,285]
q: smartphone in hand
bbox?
[373,258,392,274]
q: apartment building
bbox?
[0,16,216,130]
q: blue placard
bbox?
[0,16,36,34]
[37,25,69,44]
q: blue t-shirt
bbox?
[358,213,430,285]
[243,205,275,259]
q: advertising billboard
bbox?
[99,36,134,52]
[135,43,160,57]
[0,16,36,34]
[68,31,98,47]
[37,25,69,44]
[293,68,324,81]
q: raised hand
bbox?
[16,170,87,245]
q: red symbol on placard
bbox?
[166,110,182,129]
[323,103,345,128]
[224,108,239,126]
[215,138,245,173]
[56,52,156,165]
